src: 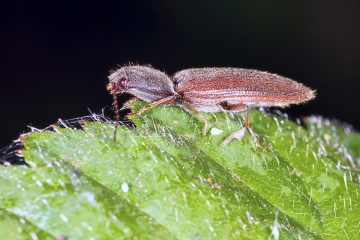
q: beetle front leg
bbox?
[126,95,178,118]
[122,97,138,110]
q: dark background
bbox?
[1,1,360,148]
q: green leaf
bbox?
[1,101,359,239]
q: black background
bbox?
[1,1,360,148]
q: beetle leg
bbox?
[221,103,265,150]
[112,93,120,141]
[182,102,210,135]
[122,97,138,109]
[244,107,265,150]
[126,95,178,117]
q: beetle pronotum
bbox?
[107,65,315,149]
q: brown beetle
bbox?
[107,65,315,149]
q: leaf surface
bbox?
[1,101,359,239]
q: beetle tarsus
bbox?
[222,127,246,146]
[222,126,265,150]
[246,127,265,151]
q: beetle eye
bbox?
[118,77,128,90]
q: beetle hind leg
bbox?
[221,104,265,151]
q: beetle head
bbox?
[107,68,130,95]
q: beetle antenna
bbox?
[112,93,120,141]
